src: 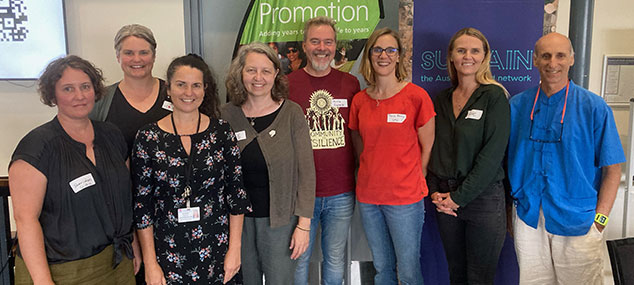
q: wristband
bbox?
[296,226,310,232]
[595,213,609,226]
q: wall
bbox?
[589,0,634,143]
[0,0,186,176]
[591,0,634,238]
[556,0,634,137]
[557,0,634,239]
[199,0,251,103]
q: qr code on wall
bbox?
[0,0,28,42]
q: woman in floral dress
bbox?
[132,54,250,285]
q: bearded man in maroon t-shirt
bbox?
[288,16,361,285]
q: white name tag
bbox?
[332,99,348,108]
[162,101,174,111]
[69,173,96,193]
[178,207,200,223]
[465,109,483,120]
[235,130,247,141]
[387,113,406,123]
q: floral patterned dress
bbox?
[132,120,250,284]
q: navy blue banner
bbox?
[413,0,543,97]
[413,1,543,284]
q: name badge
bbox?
[332,99,348,108]
[162,101,174,111]
[465,109,483,120]
[235,130,247,141]
[69,173,96,193]
[178,207,200,223]
[387,113,406,123]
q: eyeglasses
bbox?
[529,81,570,143]
[371,46,398,56]
[287,48,298,53]
[529,118,564,143]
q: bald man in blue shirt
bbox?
[508,32,624,284]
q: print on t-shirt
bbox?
[307,89,346,149]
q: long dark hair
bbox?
[166,54,220,118]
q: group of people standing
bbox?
[7,14,623,285]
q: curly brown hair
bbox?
[38,55,105,107]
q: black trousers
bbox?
[434,180,506,285]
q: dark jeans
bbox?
[435,180,506,285]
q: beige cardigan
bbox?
[220,100,315,228]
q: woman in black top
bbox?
[427,27,510,285]
[89,24,171,284]
[9,55,135,284]
[132,54,250,285]
[90,24,172,151]
[221,42,315,285]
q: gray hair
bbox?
[114,24,157,56]
[225,42,288,106]
[303,16,337,42]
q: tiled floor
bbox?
[347,252,616,285]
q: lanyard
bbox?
[171,112,201,207]
[530,81,570,124]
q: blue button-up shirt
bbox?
[508,81,625,236]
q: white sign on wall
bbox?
[602,55,634,104]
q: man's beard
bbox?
[310,59,330,72]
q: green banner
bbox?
[239,0,382,44]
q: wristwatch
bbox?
[595,213,609,226]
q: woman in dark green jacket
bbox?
[427,27,510,285]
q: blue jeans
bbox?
[359,200,425,285]
[294,192,354,285]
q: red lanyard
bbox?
[530,81,570,124]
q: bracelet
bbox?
[296,225,310,232]
[595,213,609,226]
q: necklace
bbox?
[243,100,281,126]
[171,112,201,136]
[453,93,471,112]
[452,84,478,113]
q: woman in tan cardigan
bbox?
[221,42,315,285]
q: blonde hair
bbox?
[446,27,508,96]
[359,28,408,86]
